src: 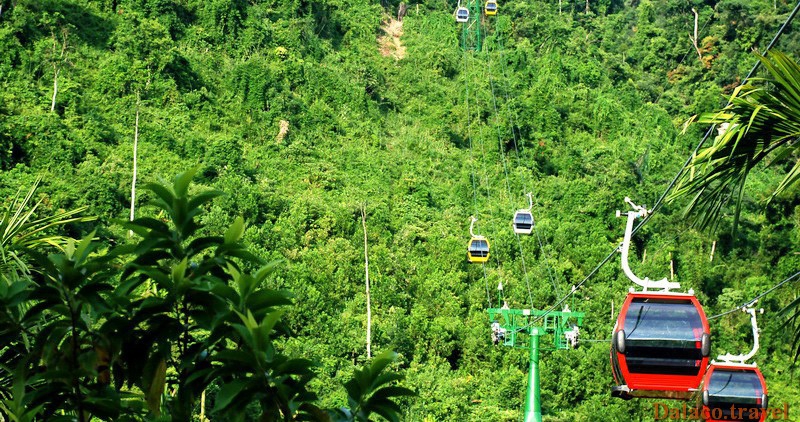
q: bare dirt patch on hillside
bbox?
[378,18,405,60]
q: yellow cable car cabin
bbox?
[485,0,498,16]
[467,236,490,263]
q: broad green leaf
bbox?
[224,216,245,245]
[212,379,249,413]
[186,190,224,213]
[172,257,188,286]
[144,183,175,211]
[144,359,167,415]
[173,168,199,198]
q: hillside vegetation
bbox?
[1,0,799,420]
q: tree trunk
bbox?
[709,240,716,262]
[200,389,206,421]
[670,253,674,280]
[129,92,140,236]
[50,30,68,113]
[361,204,371,359]
[690,8,702,60]
[50,67,59,112]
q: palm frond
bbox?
[669,50,800,231]
[0,178,96,282]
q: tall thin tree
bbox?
[689,8,702,60]
[361,204,371,359]
[129,92,140,236]
[49,28,70,113]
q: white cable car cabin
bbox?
[512,193,534,235]
[467,217,490,264]
[513,211,534,234]
[456,7,469,23]
[484,0,498,16]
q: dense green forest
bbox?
[1,0,800,420]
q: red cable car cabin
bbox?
[611,292,710,400]
[700,364,767,422]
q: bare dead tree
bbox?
[361,204,372,359]
[129,91,141,237]
[50,28,71,113]
[397,2,407,21]
[689,8,702,60]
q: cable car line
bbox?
[464,49,478,218]
[632,0,800,238]
[487,3,800,328]
[516,244,534,307]
[532,248,618,325]
[485,44,538,307]
[486,65,512,198]
[475,97,500,271]
[630,1,800,260]
[470,55,500,273]
[483,265,491,304]
[707,270,800,321]
[463,46,492,306]
[496,77,563,300]
[531,221,695,330]
[532,225,559,295]
[485,33,526,200]
[465,33,523,302]
[467,2,799,415]
[486,32,566,305]
[475,98,497,247]
[530,1,800,323]
[478,53,588,412]
[490,29,567,300]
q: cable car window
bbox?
[514,214,533,224]
[708,370,763,399]
[625,300,703,341]
[706,369,765,421]
[471,240,489,252]
[625,353,702,375]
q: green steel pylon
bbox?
[488,284,584,422]
[460,0,482,51]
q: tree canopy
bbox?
[1,0,799,420]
